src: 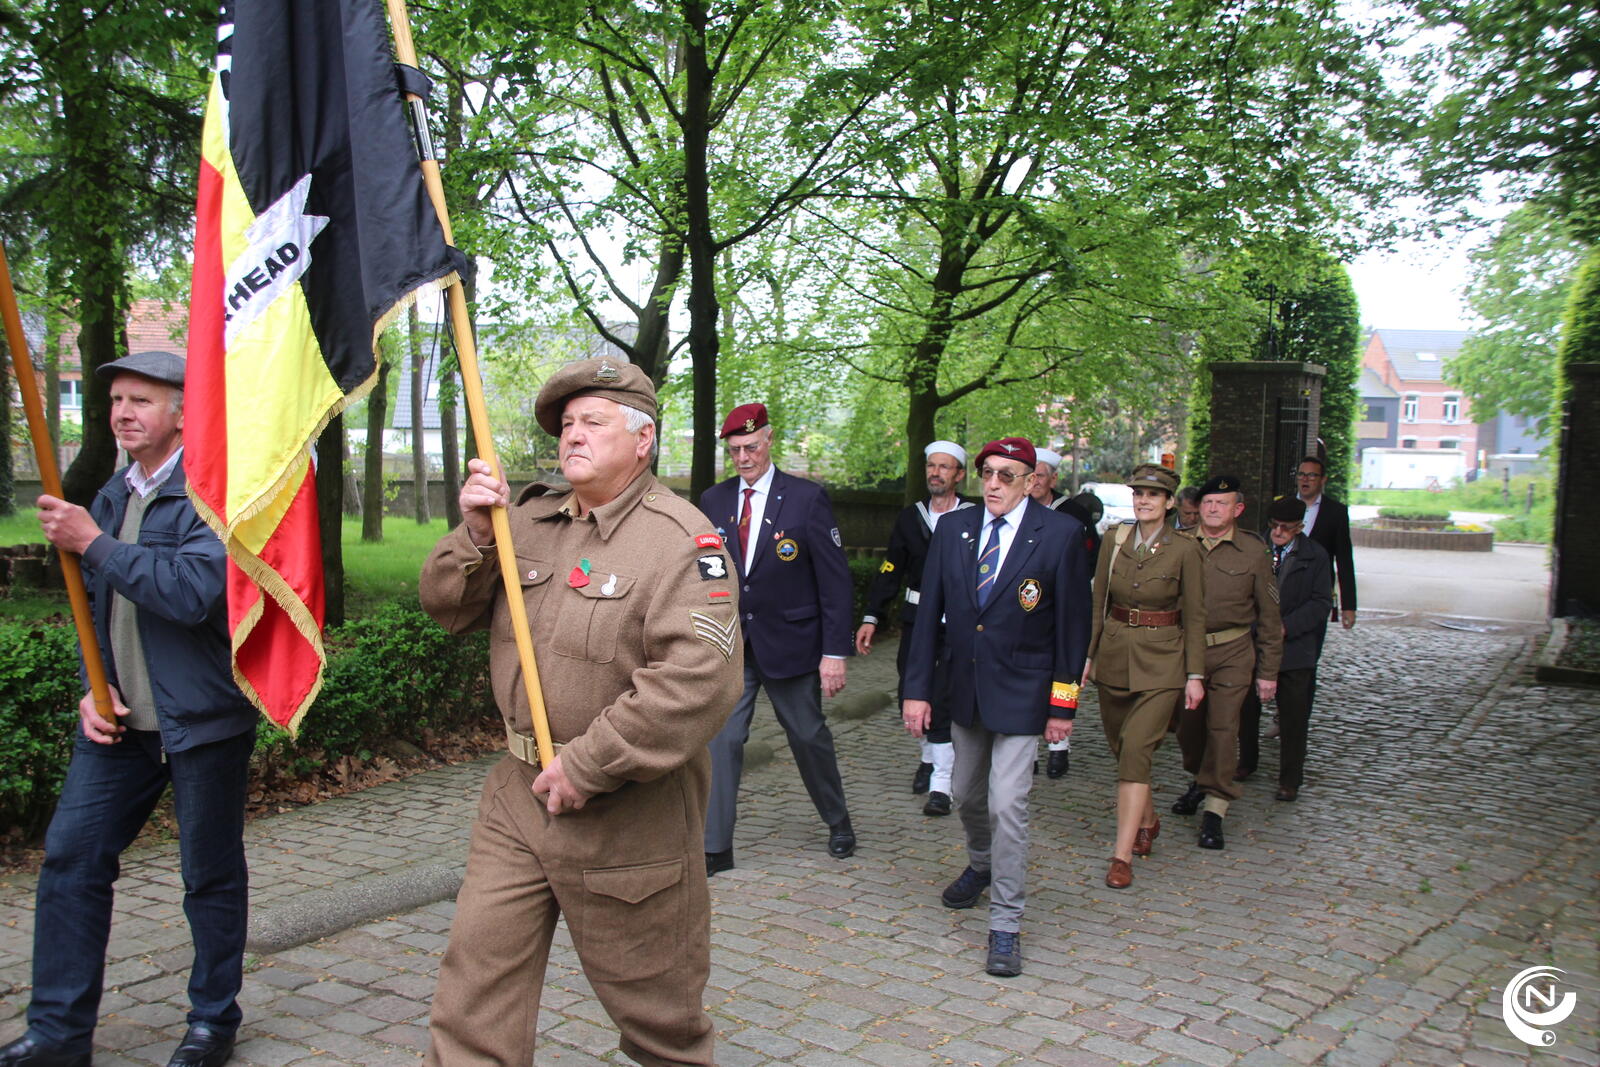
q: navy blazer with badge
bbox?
[903,498,1092,735]
[700,469,854,680]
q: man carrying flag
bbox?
[7,352,253,1067]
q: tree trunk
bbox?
[361,355,389,541]
[439,380,462,527]
[60,238,124,507]
[45,309,62,453]
[408,304,429,524]
[683,2,720,503]
[341,428,361,516]
[316,414,345,627]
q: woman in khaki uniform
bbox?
[1084,464,1206,889]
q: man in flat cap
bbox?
[8,352,255,1067]
[1171,475,1282,850]
[856,440,976,816]
[419,358,743,1065]
[902,438,1092,977]
[700,403,857,874]
[1236,496,1332,802]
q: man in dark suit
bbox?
[1294,455,1356,630]
[700,403,856,875]
[901,438,1092,978]
[1238,497,1333,801]
[856,441,976,816]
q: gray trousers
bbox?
[951,722,1038,933]
[703,657,850,853]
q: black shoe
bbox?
[1171,781,1204,815]
[168,1023,235,1067]
[705,849,734,877]
[941,865,991,909]
[985,929,1022,977]
[911,761,933,794]
[1198,811,1225,850]
[922,791,951,816]
[827,818,856,858]
[0,1035,90,1067]
[1032,759,1039,775]
[1046,749,1070,779]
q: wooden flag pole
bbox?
[0,242,117,725]
[383,0,556,767]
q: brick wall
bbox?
[1207,361,1326,532]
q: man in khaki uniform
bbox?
[419,358,743,1066]
[1171,475,1282,851]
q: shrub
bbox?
[0,622,82,835]
[1377,506,1451,522]
[848,556,884,633]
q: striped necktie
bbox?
[976,516,1005,606]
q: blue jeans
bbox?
[26,728,253,1053]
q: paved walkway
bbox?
[1,615,1596,1065]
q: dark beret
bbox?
[974,437,1037,472]
[720,402,769,439]
[1198,474,1243,498]
[1267,496,1307,523]
[95,350,185,388]
[534,357,657,436]
[1127,463,1178,495]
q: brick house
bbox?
[1361,328,1476,453]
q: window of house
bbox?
[1443,395,1460,422]
[59,379,83,410]
[1402,394,1419,422]
[1401,438,1417,449]
[1364,403,1384,420]
[1440,439,1458,450]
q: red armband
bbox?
[1050,681,1080,710]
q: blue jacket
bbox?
[699,469,853,679]
[80,456,255,751]
[904,498,1092,735]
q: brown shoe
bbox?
[1132,817,1161,856]
[1275,785,1298,801]
[1105,857,1133,889]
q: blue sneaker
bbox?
[986,929,1022,976]
[941,865,991,909]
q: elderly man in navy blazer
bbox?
[700,403,857,876]
[902,437,1092,977]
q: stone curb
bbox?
[244,863,464,955]
[1535,617,1600,686]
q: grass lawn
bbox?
[2,506,454,623]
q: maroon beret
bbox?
[974,437,1037,472]
[720,402,769,438]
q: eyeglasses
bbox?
[979,466,1027,484]
[1294,469,1325,479]
[1269,521,1303,534]
[727,442,766,456]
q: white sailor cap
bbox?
[924,440,967,467]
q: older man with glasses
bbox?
[901,438,1091,977]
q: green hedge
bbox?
[1377,506,1451,522]
[0,599,493,837]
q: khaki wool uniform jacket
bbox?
[1193,527,1283,681]
[1088,522,1207,690]
[420,470,744,794]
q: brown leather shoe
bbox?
[1275,785,1298,801]
[1105,857,1133,889]
[1132,817,1161,856]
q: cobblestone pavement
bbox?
[1,617,1596,1066]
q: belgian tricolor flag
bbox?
[185,0,461,734]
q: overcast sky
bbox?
[1347,224,1491,334]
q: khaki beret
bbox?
[1126,463,1178,495]
[534,358,657,436]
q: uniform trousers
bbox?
[950,722,1037,933]
[1097,684,1177,783]
[27,729,252,1054]
[427,757,714,1067]
[1238,667,1317,790]
[1176,634,1255,815]
[703,654,849,854]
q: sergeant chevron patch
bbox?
[690,611,738,661]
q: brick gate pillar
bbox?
[1553,363,1600,617]
[1207,361,1326,533]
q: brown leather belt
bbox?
[1110,604,1180,627]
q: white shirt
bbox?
[978,495,1031,580]
[737,463,777,573]
[1301,492,1323,536]
[125,447,183,500]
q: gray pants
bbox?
[703,658,850,853]
[951,722,1037,933]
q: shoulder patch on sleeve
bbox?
[697,554,730,581]
[690,609,738,661]
[696,533,723,550]
[830,527,842,547]
[879,559,895,573]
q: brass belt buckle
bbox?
[1127,608,1143,626]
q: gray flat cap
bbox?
[95,350,186,388]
